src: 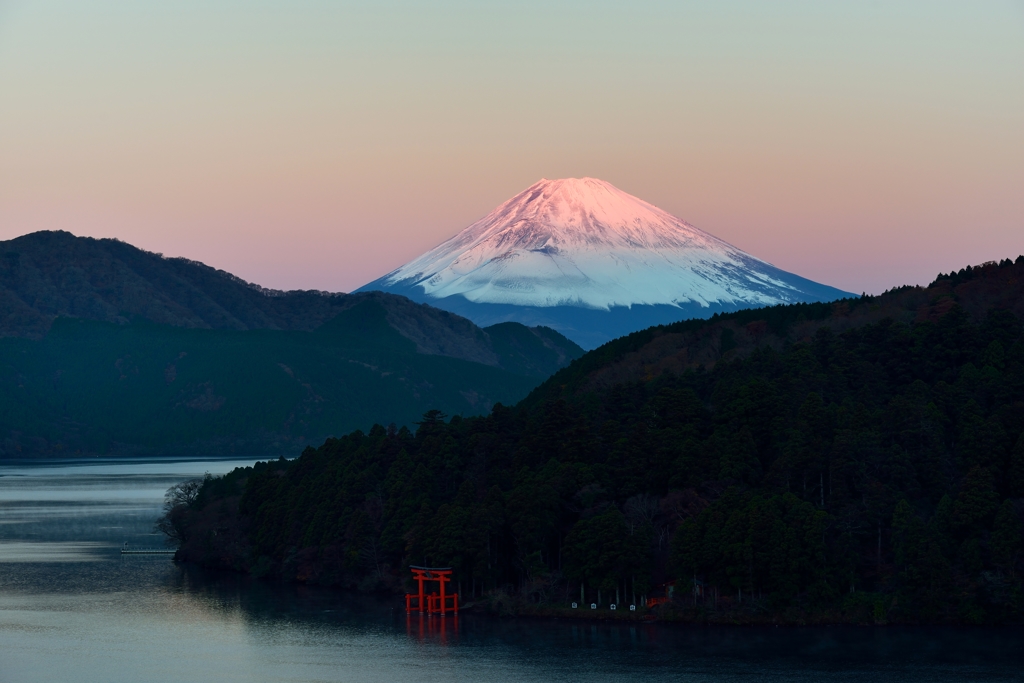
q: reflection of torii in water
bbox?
[405,566,458,616]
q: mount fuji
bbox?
[358,178,852,348]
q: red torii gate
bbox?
[405,566,458,616]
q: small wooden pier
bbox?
[120,543,175,555]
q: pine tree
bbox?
[1008,433,1024,498]
[991,500,1022,578]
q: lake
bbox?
[1,457,1022,683]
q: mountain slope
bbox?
[309,291,581,373]
[524,256,1024,403]
[0,230,347,338]
[0,232,583,457]
[176,256,1024,624]
[359,178,851,347]
[0,306,582,458]
[0,230,582,372]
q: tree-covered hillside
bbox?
[0,230,351,338]
[171,257,1024,624]
[0,296,581,457]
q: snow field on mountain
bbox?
[381,178,806,311]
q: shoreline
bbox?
[173,559,1024,628]
[456,602,1024,627]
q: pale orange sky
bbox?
[1,1,1022,295]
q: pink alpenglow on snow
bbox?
[359,178,851,348]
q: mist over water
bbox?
[1,459,1022,683]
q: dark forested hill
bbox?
[0,230,352,338]
[170,256,1024,624]
[521,256,1024,406]
[0,308,581,457]
[0,234,583,456]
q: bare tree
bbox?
[154,477,204,545]
[624,494,659,535]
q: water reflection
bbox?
[0,458,254,549]
[2,458,1024,683]
[0,541,108,562]
[406,612,459,645]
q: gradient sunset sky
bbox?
[1,1,1022,295]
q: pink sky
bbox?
[1,2,1022,295]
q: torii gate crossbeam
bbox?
[405,566,458,616]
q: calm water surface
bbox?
[1,458,1022,683]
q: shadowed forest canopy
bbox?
[0,295,582,457]
[173,257,1024,623]
[0,230,584,457]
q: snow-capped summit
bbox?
[359,178,850,348]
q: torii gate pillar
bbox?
[405,566,458,616]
